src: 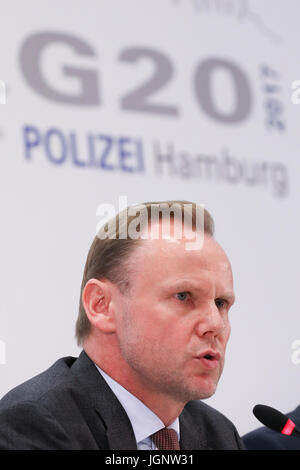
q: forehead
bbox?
[127,230,233,290]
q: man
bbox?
[243,405,300,450]
[0,200,244,450]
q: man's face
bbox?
[113,230,235,403]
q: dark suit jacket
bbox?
[0,350,244,450]
[243,406,300,450]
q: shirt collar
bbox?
[94,364,180,444]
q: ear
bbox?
[82,278,116,333]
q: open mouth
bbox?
[203,354,214,360]
[195,350,221,369]
[198,350,220,361]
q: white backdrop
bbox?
[1,0,300,436]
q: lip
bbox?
[194,350,221,369]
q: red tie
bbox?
[151,428,180,450]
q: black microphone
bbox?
[253,404,300,439]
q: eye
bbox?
[215,298,227,309]
[175,292,190,302]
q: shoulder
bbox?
[185,399,236,427]
[0,356,76,409]
[183,400,245,449]
[0,356,79,449]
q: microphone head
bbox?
[253,404,296,435]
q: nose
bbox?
[194,302,228,339]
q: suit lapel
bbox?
[70,350,137,450]
[179,407,212,450]
[70,351,213,450]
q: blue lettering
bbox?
[119,137,135,172]
[70,132,86,167]
[45,128,67,164]
[23,126,145,175]
[23,125,41,160]
[88,134,96,166]
[99,135,114,170]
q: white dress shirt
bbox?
[94,364,180,450]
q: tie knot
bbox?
[151,427,180,450]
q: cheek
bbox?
[123,302,164,336]
[123,297,191,345]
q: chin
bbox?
[190,376,218,400]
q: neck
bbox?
[83,339,185,426]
